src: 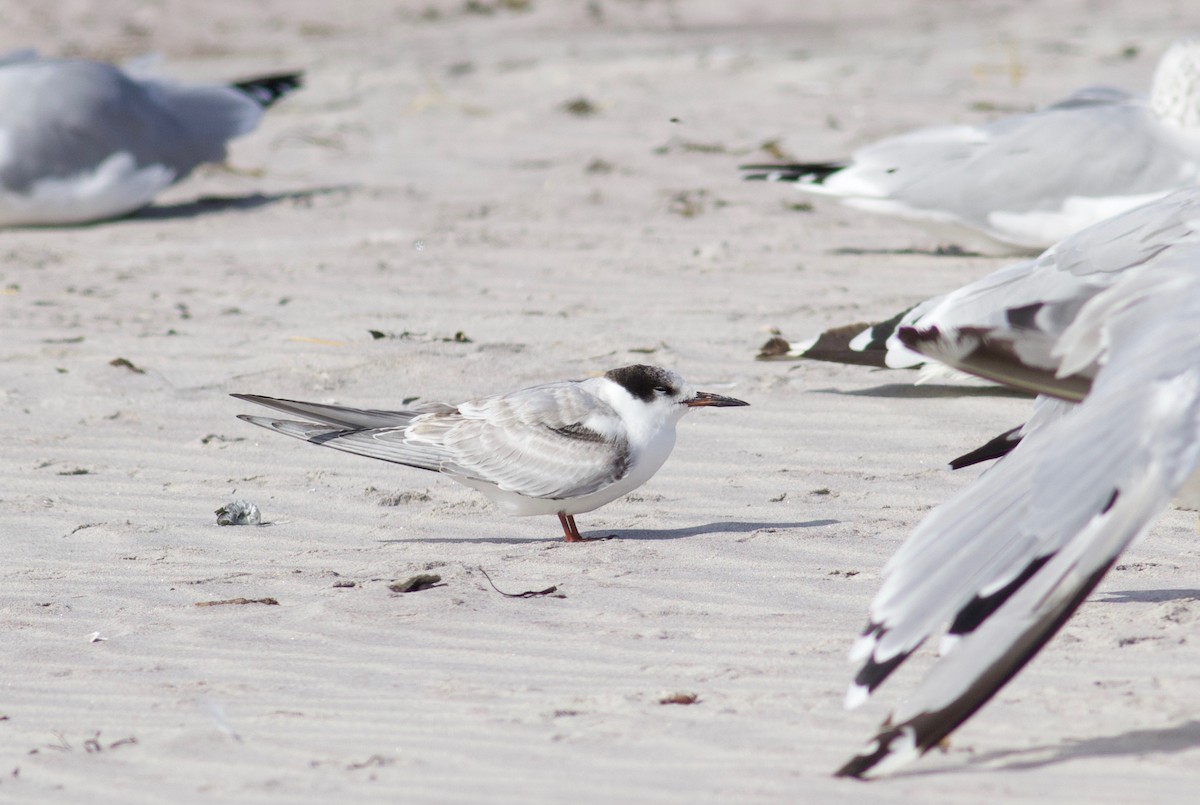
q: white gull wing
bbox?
[839,257,1200,777]
[235,380,633,503]
[744,41,1200,254]
[0,57,298,226]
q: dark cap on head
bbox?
[603,364,681,402]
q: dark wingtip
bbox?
[232,71,304,107]
[836,557,1121,779]
[802,322,890,368]
[894,325,928,350]
[948,425,1024,469]
[738,161,847,184]
[756,336,794,360]
[833,724,913,780]
[761,308,915,366]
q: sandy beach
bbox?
[3,0,1200,800]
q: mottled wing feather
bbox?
[424,382,630,499]
[898,326,1092,401]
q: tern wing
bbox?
[231,393,451,428]
[414,380,632,499]
[235,382,631,501]
[840,257,1200,777]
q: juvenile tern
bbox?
[835,190,1200,777]
[233,365,748,542]
[742,40,1200,254]
[0,52,301,226]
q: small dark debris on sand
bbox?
[195,597,279,607]
[562,96,598,116]
[389,574,444,593]
[368,329,472,344]
[659,693,700,705]
[479,567,563,598]
[109,357,145,374]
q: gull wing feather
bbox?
[774,187,1200,371]
[841,256,1200,777]
[764,88,1199,252]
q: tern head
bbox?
[1152,39,1200,128]
[602,364,748,424]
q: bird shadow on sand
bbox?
[127,185,356,222]
[1097,588,1200,604]
[378,519,836,546]
[966,720,1200,774]
[812,383,1034,400]
[829,245,986,257]
[881,720,1200,780]
[599,518,837,541]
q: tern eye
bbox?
[654,385,672,395]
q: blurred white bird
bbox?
[233,365,748,542]
[835,188,1200,777]
[0,52,301,226]
[743,40,1200,255]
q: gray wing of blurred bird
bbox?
[0,55,301,225]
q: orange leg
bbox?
[558,513,584,542]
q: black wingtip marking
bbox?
[1005,302,1044,330]
[835,726,906,779]
[860,619,882,638]
[838,557,1119,778]
[861,307,915,352]
[738,161,847,184]
[948,425,1024,469]
[796,322,891,367]
[851,621,922,697]
[767,306,916,366]
[853,648,915,696]
[232,71,304,107]
[947,554,1053,637]
[895,325,938,350]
